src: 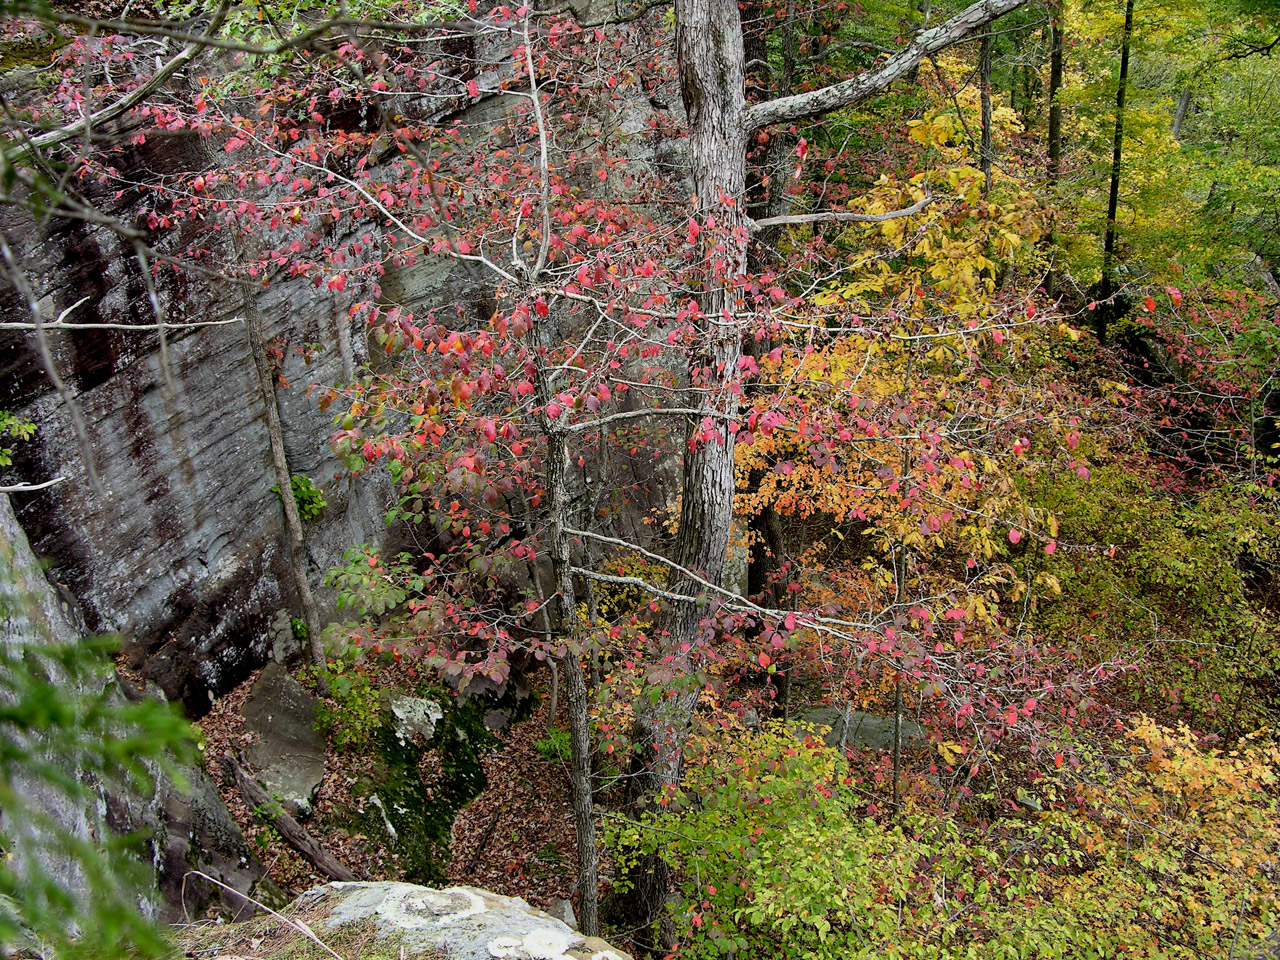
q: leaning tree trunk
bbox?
[241,291,325,672]
[1099,0,1135,339]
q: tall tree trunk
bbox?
[628,0,748,802]
[241,292,325,672]
[1171,86,1191,139]
[619,0,749,942]
[1047,11,1064,183]
[614,0,1035,940]
[1100,0,1135,339]
[980,25,994,194]
[534,319,600,937]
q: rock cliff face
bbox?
[0,214,394,714]
[0,6,684,715]
[0,491,282,923]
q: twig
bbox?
[184,870,345,960]
[0,234,103,496]
[0,477,67,493]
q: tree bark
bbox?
[1100,0,1135,339]
[980,25,994,194]
[1171,87,1191,139]
[630,0,751,791]
[241,291,325,671]
[1047,12,1064,183]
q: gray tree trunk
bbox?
[1171,87,1191,139]
[241,292,325,671]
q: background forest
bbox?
[0,0,1277,957]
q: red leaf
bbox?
[467,79,479,98]
[757,652,771,668]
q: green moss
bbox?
[336,685,529,883]
[0,35,63,73]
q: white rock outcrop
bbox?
[309,882,631,960]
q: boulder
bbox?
[789,705,925,753]
[180,881,632,960]
[241,662,326,819]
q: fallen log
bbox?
[222,753,358,883]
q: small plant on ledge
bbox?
[271,473,327,522]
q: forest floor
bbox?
[197,661,593,916]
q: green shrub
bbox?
[304,657,384,751]
[535,727,571,763]
[271,474,327,522]
[615,721,1280,960]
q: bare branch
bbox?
[563,407,724,433]
[744,0,1033,132]
[0,477,67,494]
[750,192,936,232]
[7,2,231,160]
[0,317,243,331]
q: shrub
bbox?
[271,474,327,522]
[535,727,571,763]
[614,721,1280,960]
[304,657,385,751]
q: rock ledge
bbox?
[182,881,631,960]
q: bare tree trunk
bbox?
[628,0,750,798]
[981,25,993,194]
[618,0,750,942]
[1047,11,1064,183]
[1100,0,1135,340]
[1171,86,1191,139]
[534,318,599,937]
[241,291,325,672]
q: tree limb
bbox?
[749,192,936,232]
[8,1,230,160]
[223,755,358,883]
[0,478,66,493]
[743,0,1033,132]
